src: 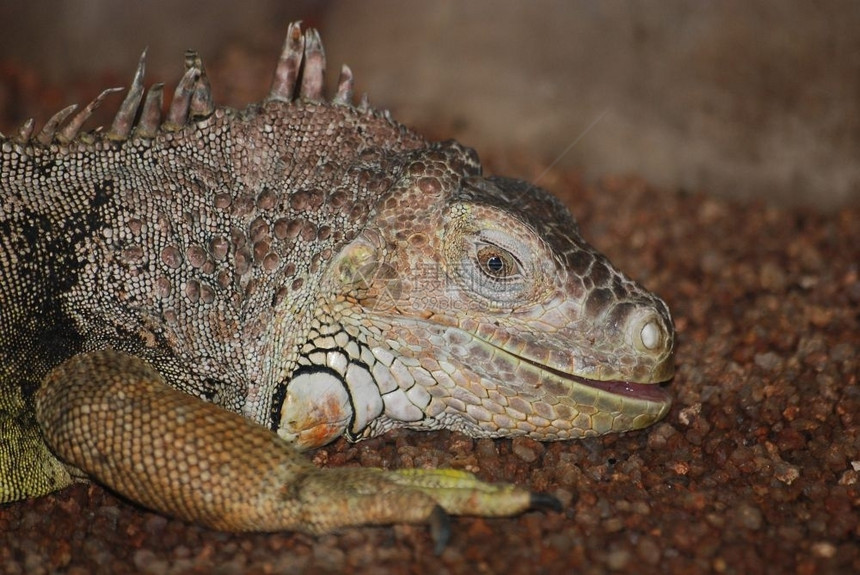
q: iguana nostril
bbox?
[640,320,661,350]
[616,306,666,353]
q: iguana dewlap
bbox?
[0,23,674,541]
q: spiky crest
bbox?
[2,22,362,148]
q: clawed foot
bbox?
[390,468,562,552]
[295,466,561,552]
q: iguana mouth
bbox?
[562,373,672,405]
[497,344,673,406]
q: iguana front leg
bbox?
[34,350,557,544]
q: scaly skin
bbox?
[1,23,674,539]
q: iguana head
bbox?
[282,140,674,446]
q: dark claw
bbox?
[529,491,563,513]
[428,505,451,555]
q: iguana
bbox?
[0,23,674,545]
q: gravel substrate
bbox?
[2,61,858,575]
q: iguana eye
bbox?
[443,209,543,307]
[476,246,518,279]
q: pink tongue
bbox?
[584,378,672,404]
